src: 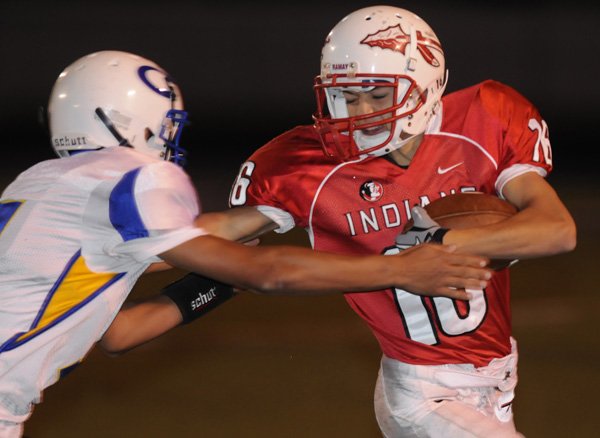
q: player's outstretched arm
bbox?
[100,273,237,355]
[159,234,491,299]
[192,206,491,296]
[100,236,489,354]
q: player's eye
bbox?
[371,89,392,100]
[342,92,358,105]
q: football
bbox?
[423,192,517,228]
[406,192,518,270]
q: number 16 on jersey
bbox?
[385,245,487,345]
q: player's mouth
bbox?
[359,125,387,136]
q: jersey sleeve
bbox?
[229,158,296,233]
[229,127,326,233]
[478,81,553,196]
[82,161,204,271]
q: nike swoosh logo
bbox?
[437,162,464,174]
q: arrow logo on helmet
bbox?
[360,24,442,67]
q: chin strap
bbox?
[95,107,133,147]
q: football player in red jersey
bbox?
[196,5,576,437]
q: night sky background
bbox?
[2,0,599,191]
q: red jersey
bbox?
[231,80,552,367]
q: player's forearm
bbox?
[160,235,490,298]
[241,247,398,295]
[161,235,376,295]
[245,246,488,297]
[99,295,183,355]
[445,206,575,259]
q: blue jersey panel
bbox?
[109,167,149,241]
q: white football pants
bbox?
[374,338,524,437]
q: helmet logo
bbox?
[359,181,384,202]
[137,66,176,100]
[360,25,442,67]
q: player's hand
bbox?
[394,243,491,300]
[395,206,448,247]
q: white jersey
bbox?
[0,148,204,423]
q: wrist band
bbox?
[431,228,450,244]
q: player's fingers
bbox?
[439,245,490,268]
[460,264,492,281]
[448,275,489,291]
[433,286,470,301]
[445,262,492,288]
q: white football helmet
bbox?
[313,6,448,161]
[47,50,188,165]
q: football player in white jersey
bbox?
[0,50,493,437]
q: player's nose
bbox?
[356,99,376,116]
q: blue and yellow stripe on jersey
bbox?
[0,250,125,352]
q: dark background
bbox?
[3,0,600,188]
[1,1,599,437]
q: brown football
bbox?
[405,192,518,270]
